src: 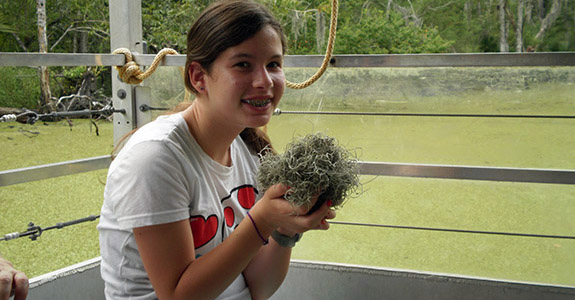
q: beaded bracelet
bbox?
[246,211,269,245]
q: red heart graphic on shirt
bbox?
[224,206,235,227]
[189,215,218,249]
[237,186,256,209]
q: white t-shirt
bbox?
[98,113,261,300]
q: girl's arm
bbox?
[134,215,264,300]
[133,184,331,300]
[243,200,335,300]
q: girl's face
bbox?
[201,25,285,130]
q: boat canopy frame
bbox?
[0,0,574,298]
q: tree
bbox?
[37,0,52,108]
[534,0,562,41]
[516,0,525,52]
[498,0,509,52]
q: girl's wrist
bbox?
[247,205,276,236]
[275,227,297,237]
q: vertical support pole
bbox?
[109,0,143,145]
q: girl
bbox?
[98,1,335,299]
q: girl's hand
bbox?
[252,184,336,237]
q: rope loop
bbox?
[112,47,179,84]
[286,0,338,89]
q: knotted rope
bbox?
[286,0,338,89]
[112,48,178,85]
[112,0,338,89]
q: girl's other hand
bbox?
[253,184,336,236]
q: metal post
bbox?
[109,0,144,144]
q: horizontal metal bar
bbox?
[0,155,111,187]
[1,157,573,187]
[326,52,575,68]
[1,52,574,68]
[0,53,124,67]
[358,161,575,184]
[275,110,575,119]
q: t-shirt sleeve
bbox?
[105,140,191,230]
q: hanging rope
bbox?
[112,47,179,84]
[286,0,338,89]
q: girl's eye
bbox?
[268,61,282,68]
[235,62,250,68]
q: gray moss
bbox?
[257,133,360,212]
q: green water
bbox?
[266,113,575,286]
[266,66,575,286]
[1,66,574,285]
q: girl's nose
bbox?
[253,67,273,89]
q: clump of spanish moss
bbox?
[257,133,360,214]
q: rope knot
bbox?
[112,47,178,85]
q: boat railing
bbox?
[1,0,574,298]
[26,257,575,300]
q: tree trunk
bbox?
[464,1,472,26]
[80,31,88,53]
[537,0,545,19]
[535,0,562,40]
[516,0,524,52]
[315,9,325,54]
[37,0,51,108]
[499,0,509,52]
[73,31,78,53]
[525,0,533,23]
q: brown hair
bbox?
[184,0,286,155]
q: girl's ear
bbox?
[188,61,206,93]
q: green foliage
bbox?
[142,0,210,53]
[0,67,40,108]
[0,0,110,109]
[0,0,109,53]
[335,9,452,54]
[61,66,87,79]
[0,10,16,34]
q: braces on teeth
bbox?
[244,99,270,107]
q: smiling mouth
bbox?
[241,99,272,107]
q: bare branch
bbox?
[535,0,562,40]
[428,1,454,12]
[11,33,28,52]
[50,24,73,51]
